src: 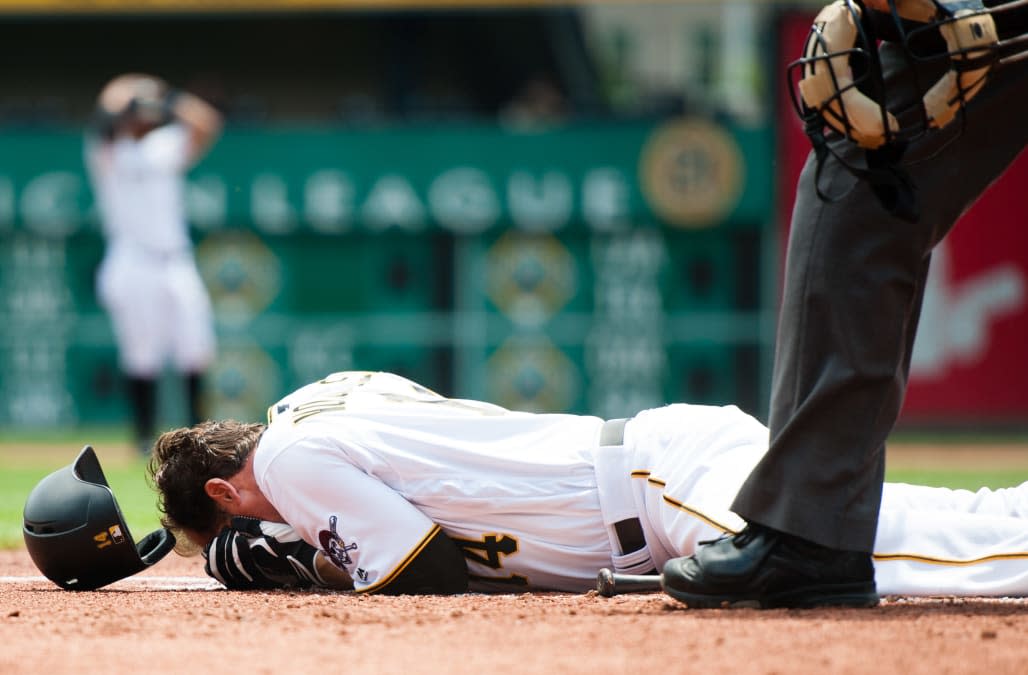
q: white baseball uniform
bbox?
[86,123,215,377]
[254,371,1028,596]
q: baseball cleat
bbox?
[661,524,879,609]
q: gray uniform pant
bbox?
[730,42,1028,552]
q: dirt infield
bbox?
[2,550,1027,675]
[5,440,1027,673]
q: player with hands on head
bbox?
[85,73,223,456]
[151,413,467,594]
[661,0,1028,608]
[149,371,1028,598]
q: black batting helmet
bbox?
[22,446,175,590]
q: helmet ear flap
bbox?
[22,446,175,590]
[136,528,177,566]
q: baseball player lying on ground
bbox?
[148,371,1028,597]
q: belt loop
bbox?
[599,418,628,447]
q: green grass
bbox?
[886,468,1028,491]
[0,425,137,447]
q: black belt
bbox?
[599,418,647,555]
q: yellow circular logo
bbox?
[639,118,744,228]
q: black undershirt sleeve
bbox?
[374,528,470,595]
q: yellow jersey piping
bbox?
[632,471,738,535]
[661,494,739,534]
[872,550,1028,566]
[635,471,1028,565]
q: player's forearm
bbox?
[169,91,224,157]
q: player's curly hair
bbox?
[146,420,265,555]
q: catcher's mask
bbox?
[23,446,175,590]
[787,0,1027,220]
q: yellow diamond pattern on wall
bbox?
[196,231,283,326]
[207,343,282,422]
[485,232,577,328]
[486,336,579,413]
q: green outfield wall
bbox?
[0,117,777,427]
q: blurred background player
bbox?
[85,74,224,455]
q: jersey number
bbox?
[451,533,527,587]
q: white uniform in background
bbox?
[255,371,1028,596]
[86,123,215,378]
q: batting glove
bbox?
[203,517,337,590]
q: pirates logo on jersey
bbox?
[318,514,358,570]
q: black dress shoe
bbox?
[661,524,879,608]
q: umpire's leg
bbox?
[732,50,1028,553]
